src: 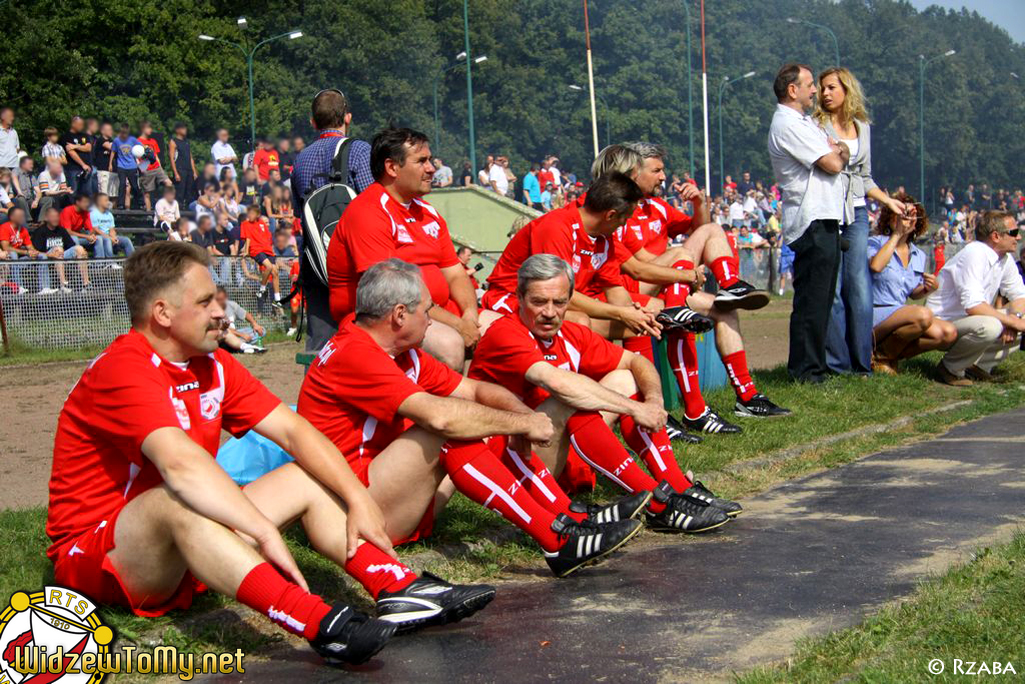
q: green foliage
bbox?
[2,0,1022,195]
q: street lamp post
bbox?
[199,23,303,152]
[434,54,487,155]
[786,17,839,67]
[717,71,755,193]
[462,0,479,177]
[919,49,956,202]
[569,84,611,148]
[681,0,695,177]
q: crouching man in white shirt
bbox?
[927,210,1025,385]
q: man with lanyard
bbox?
[593,143,790,436]
[471,254,738,532]
[326,126,478,371]
[168,122,199,205]
[291,88,374,351]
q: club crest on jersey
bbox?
[396,226,414,244]
[648,219,663,234]
[199,391,222,421]
[571,254,582,273]
[422,220,440,239]
[0,586,115,683]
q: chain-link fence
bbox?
[0,255,297,351]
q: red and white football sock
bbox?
[667,331,708,420]
[442,440,564,553]
[619,411,692,493]
[623,335,656,364]
[664,259,695,308]
[236,562,331,640]
[494,438,584,522]
[723,350,758,402]
[566,411,667,513]
[710,256,740,289]
[344,542,417,599]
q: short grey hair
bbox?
[625,141,668,162]
[517,254,575,298]
[355,258,424,321]
[591,144,643,180]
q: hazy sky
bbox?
[908,0,1025,44]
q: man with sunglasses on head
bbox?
[926,210,1025,385]
[292,88,374,351]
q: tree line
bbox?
[4,0,1023,200]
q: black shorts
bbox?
[254,252,276,267]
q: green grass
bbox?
[2,353,1022,659]
[737,532,1025,684]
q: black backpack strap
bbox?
[330,137,356,184]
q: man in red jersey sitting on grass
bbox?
[471,254,741,532]
[45,242,486,667]
[298,258,647,580]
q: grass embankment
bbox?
[738,532,1025,683]
[1,352,1023,659]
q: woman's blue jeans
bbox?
[826,205,873,374]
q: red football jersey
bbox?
[138,137,162,169]
[469,314,624,408]
[252,148,280,182]
[0,221,31,249]
[485,203,622,299]
[297,319,462,473]
[46,330,281,561]
[326,183,460,322]
[626,197,694,257]
[240,219,273,257]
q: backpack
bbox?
[300,137,357,287]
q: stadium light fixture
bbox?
[237,17,248,28]
[456,51,467,61]
[1011,72,1020,79]
[785,17,839,66]
[198,34,214,41]
[568,84,584,91]
[474,55,487,64]
[289,31,303,40]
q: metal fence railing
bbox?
[0,256,297,351]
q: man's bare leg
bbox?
[423,320,465,371]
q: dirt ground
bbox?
[0,300,792,511]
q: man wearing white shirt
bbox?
[767,62,848,383]
[211,128,238,181]
[927,210,1024,385]
[488,156,509,196]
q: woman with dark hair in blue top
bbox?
[868,192,957,374]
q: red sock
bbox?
[723,350,758,402]
[343,543,417,600]
[710,256,740,288]
[667,332,707,419]
[566,411,666,513]
[442,440,563,552]
[664,260,695,308]
[620,413,692,492]
[494,438,583,521]
[623,335,655,364]
[236,562,332,640]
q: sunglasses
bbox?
[1002,228,1021,238]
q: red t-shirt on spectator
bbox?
[469,314,624,409]
[297,319,462,478]
[484,202,622,300]
[138,137,162,169]
[0,221,32,250]
[59,205,94,234]
[252,149,280,182]
[46,330,280,561]
[240,219,273,257]
[326,182,460,322]
[538,169,555,188]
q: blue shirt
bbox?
[114,136,141,170]
[540,190,552,210]
[291,131,373,203]
[867,234,926,309]
[523,172,541,203]
[89,208,116,235]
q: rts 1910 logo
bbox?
[0,586,114,683]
